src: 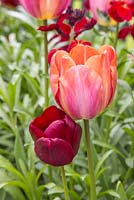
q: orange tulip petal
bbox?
[40,0,59,19]
[50,50,75,97]
[98,45,117,105]
[98,45,117,66]
[69,44,98,65]
[85,54,103,74]
[85,52,112,107]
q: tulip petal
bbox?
[72,123,82,155]
[85,45,117,107]
[44,120,66,139]
[50,50,75,98]
[58,65,103,119]
[98,45,116,66]
[63,115,82,154]
[19,0,41,18]
[69,44,98,65]
[55,0,72,16]
[88,54,111,107]
[29,123,44,141]
[45,117,82,155]
[40,0,71,19]
[35,138,74,166]
[40,0,57,19]
[98,45,117,104]
[30,106,65,133]
[51,50,75,74]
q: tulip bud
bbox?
[29,106,82,166]
[50,41,117,120]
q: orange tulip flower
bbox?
[19,0,71,20]
[50,42,117,120]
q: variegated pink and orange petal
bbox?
[59,65,103,119]
[40,0,63,19]
[19,0,41,18]
[51,50,75,73]
[98,45,117,105]
[50,50,75,99]
[85,54,110,103]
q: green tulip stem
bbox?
[43,19,49,108]
[61,166,70,200]
[114,22,119,50]
[83,119,97,200]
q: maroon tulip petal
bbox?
[29,124,44,141]
[42,105,65,124]
[44,120,66,139]
[35,138,74,166]
[63,115,82,154]
[63,115,76,144]
[72,124,82,155]
[31,106,65,132]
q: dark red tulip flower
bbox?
[108,1,132,22]
[29,106,82,166]
[0,0,19,7]
[118,25,134,39]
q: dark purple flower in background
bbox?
[38,6,96,47]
